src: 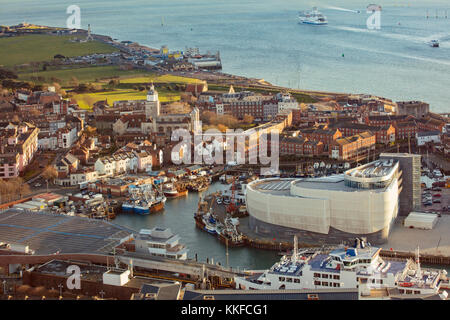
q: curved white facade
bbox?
[246,161,400,241]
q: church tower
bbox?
[145,84,160,128]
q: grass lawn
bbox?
[120,74,203,84]
[72,89,181,109]
[0,34,117,67]
[18,65,152,86]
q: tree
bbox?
[42,166,58,192]
[0,178,30,203]
[243,114,254,124]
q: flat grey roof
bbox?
[0,209,135,255]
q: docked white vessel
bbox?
[298,7,328,25]
[235,237,448,298]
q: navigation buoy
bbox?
[342,53,345,58]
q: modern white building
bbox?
[246,159,400,244]
[134,228,188,260]
[70,169,99,186]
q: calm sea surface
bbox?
[1,0,449,112]
[1,0,449,268]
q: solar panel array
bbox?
[258,180,293,191]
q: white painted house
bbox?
[416,131,441,146]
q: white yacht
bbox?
[298,7,328,25]
[235,238,448,298]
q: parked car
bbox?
[433,194,441,197]
[433,199,441,203]
[34,183,41,187]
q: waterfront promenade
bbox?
[382,216,450,257]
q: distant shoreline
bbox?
[2,23,447,113]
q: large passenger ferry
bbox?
[298,7,328,25]
[235,237,448,298]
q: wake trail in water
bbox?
[341,43,450,67]
[329,25,450,45]
[324,6,360,14]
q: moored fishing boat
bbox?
[164,183,188,198]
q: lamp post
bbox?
[58,283,63,298]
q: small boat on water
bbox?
[164,183,188,198]
[149,195,166,213]
[121,200,135,212]
[134,200,150,215]
[218,215,246,246]
[428,39,439,47]
[123,184,166,215]
[203,214,218,234]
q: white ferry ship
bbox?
[298,7,328,25]
[235,237,448,298]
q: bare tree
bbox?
[42,166,58,192]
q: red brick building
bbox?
[329,122,396,144]
[329,131,376,160]
[395,120,418,140]
[299,127,342,151]
[280,136,324,156]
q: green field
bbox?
[120,74,203,84]
[0,34,117,67]
[18,66,153,86]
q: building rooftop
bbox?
[345,159,398,179]
[0,209,134,255]
[182,288,359,300]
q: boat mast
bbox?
[415,246,422,279]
